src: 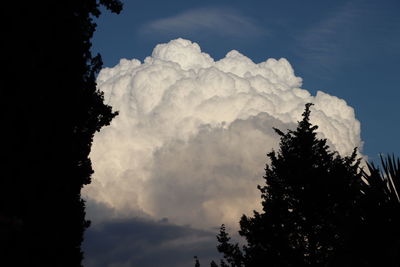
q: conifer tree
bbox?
[211,104,363,267]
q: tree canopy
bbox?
[207,104,366,266]
[1,1,122,266]
[201,104,400,267]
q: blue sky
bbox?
[92,0,400,162]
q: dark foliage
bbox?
[195,256,201,267]
[350,155,400,266]
[1,1,122,266]
[209,104,366,267]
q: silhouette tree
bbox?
[210,104,364,267]
[1,1,122,266]
[195,256,201,267]
[347,155,400,266]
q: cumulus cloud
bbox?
[83,38,362,230]
[140,7,264,38]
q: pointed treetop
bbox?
[297,103,318,134]
[302,103,313,121]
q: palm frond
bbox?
[363,154,400,204]
[380,155,400,203]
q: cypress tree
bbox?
[212,104,363,267]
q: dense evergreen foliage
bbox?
[198,104,400,267]
[1,1,122,266]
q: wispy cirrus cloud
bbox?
[295,0,400,76]
[140,7,265,38]
[295,1,366,75]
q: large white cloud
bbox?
[83,38,362,230]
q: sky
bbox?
[84,0,400,266]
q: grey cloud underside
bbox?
[146,113,295,228]
[83,216,219,267]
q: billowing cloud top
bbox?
[84,38,362,230]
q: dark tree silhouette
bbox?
[210,104,364,267]
[195,256,201,267]
[348,155,400,266]
[1,1,122,266]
